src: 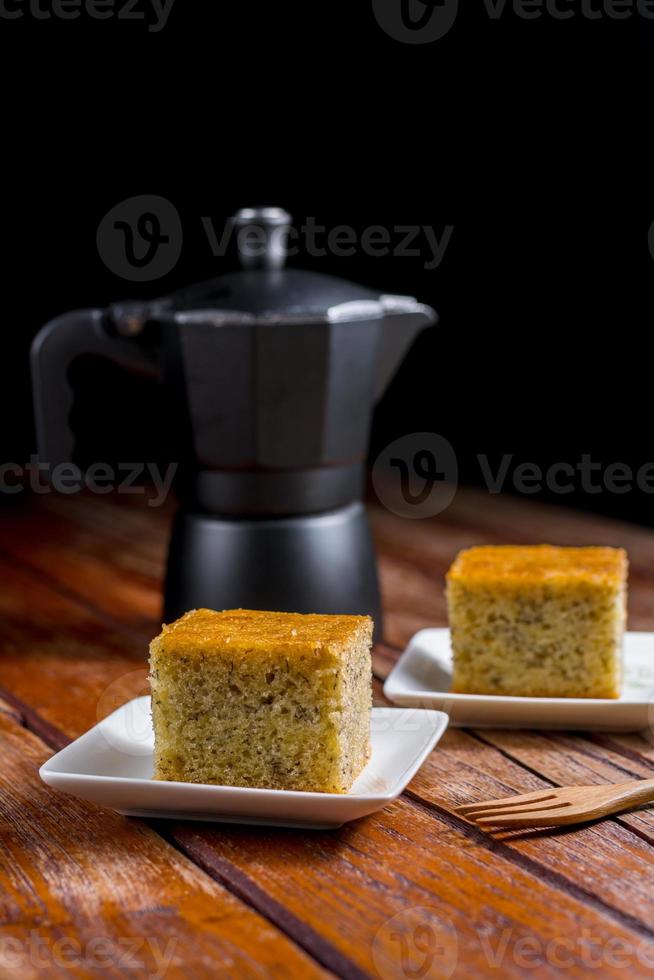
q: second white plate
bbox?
[384,629,654,731]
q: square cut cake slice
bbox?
[446,545,627,698]
[149,608,373,792]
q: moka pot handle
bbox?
[30,307,159,468]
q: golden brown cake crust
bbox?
[447,545,627,589]
[154,608,372,661]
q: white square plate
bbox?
[384,629,654,732]
[39,697,449,829]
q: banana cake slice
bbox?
[446,545,627,698]
[149,608,373,792]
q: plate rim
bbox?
[384,628,654,709]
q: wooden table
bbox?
[2,486,654,978]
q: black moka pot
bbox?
[31,208,437,637]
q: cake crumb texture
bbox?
[149,608,373,792]
[446,546,627,698]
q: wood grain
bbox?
[169,797,654,978]
[5,565,654,946]
[0,710,326,979]
[0,496,164,632]
[3,489,654,977]
[407,728,654,928]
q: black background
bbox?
[1,1,652,522]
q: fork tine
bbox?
[456,791,556,815]
[476,805,585,828]
[468,801,572,820]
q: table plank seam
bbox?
[511,731,647,780]
[372,650,654,927]
[0,698,22,724]
[468,728,641,784]
[0,698,332,977]
[606,816,654,851]
[0,680,362,980]
[5,509,654,955]
[12,664,654,955]
[585,733,654,772]
[0,682,69,751]
[467,729,654,843]
[159,826,370,980]
[372,651,654,801]
[0,544,156,644]
[402,789,654,942]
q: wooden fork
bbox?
[455,779,654,829]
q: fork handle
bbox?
[602,779,654,816]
